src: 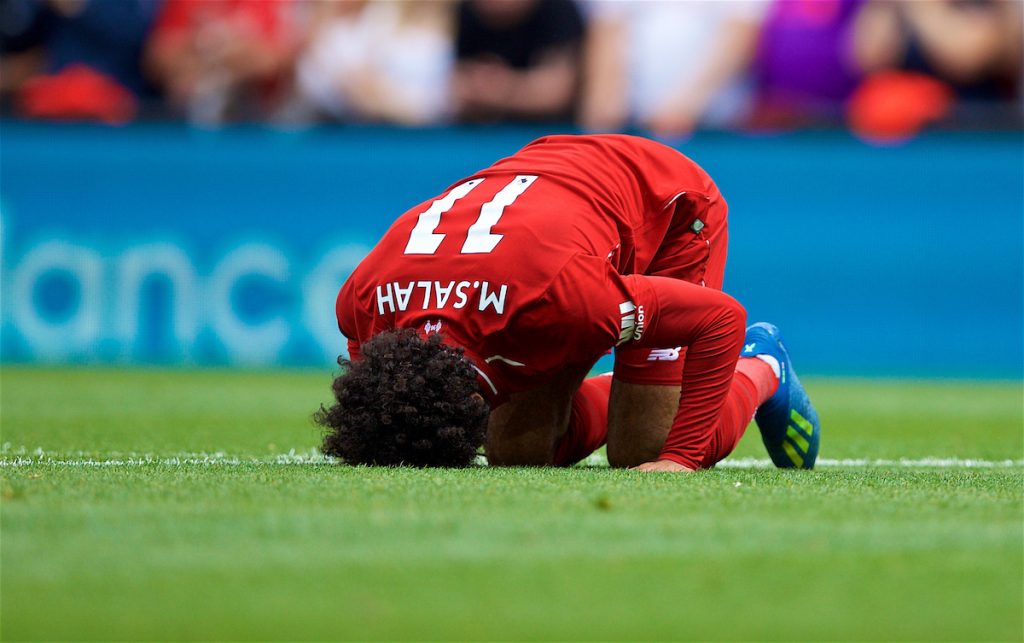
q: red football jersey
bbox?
[337,134,745,468]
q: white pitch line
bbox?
[0,447,334,467]
[0,449,1021,469]
[716,456,1024,469]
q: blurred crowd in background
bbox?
[1,0,1021,141]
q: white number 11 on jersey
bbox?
[404,175,538,255]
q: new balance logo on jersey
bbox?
[648,347,681,361]
[618,301,647,344]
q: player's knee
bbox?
[725,295,746,325]
[721,295,747,341]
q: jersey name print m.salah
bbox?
[373,279,510,316]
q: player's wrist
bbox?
[633,459,695,472]
[656,451,699,471]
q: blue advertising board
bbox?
[1,121,1021,377]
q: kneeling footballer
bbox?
[317,134,820,472]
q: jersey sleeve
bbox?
[346,339,361,362]
[621,274,746,469]
[336,275,368,363]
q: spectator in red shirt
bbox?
[144,0,298,124]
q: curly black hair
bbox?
[314,328,489,467]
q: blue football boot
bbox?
[741,322,821,469]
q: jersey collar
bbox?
[458,346,508,408]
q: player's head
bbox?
[315,328,489,467]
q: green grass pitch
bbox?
[2,366,1021,641]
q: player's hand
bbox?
[632,460,694,473]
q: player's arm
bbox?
[624,275,746,471]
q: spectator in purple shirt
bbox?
[753,0,865,125]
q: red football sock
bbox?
[736,356,780,406]
[553,374,612,466]
[700,358,779,468]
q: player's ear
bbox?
[470,392,484,403]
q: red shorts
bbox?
[613,189,729,386]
